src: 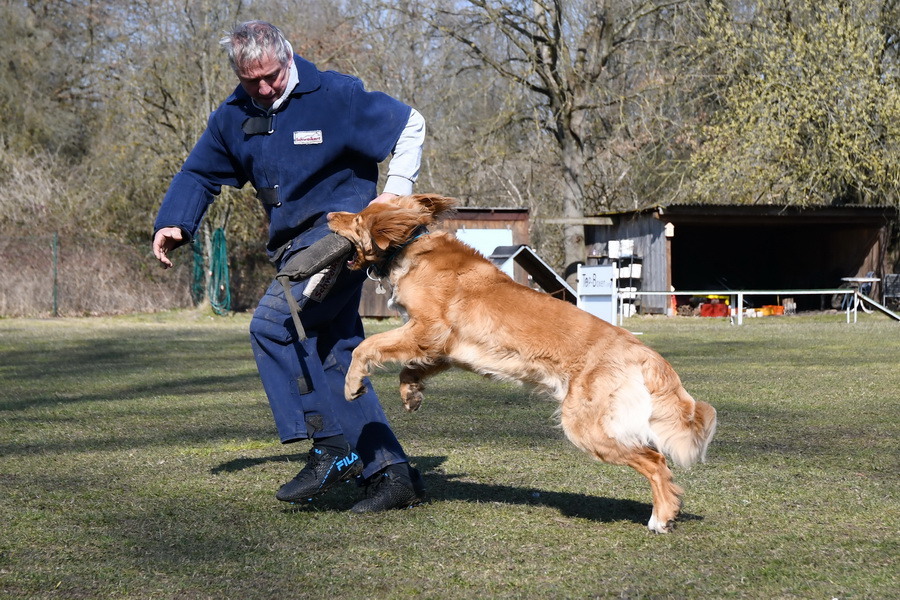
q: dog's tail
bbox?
[645,356,717,469]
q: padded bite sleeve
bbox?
[276,233,353,281]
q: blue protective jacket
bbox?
[154,55,411,263]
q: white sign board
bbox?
[577,264,617,325]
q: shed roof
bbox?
[451,206,529,221]
[594,204,898,226]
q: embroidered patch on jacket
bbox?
[293,130,323,145]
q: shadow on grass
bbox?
[212,453,701,526]
[1,328,258,412]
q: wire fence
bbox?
[0,234,193,317]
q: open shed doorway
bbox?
[666,207,893,311]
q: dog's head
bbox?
[327,194,456,270]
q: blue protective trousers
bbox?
[249,266,408,479]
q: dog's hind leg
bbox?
[562,408,683,533]
[564,367,685,532]
[619,446,684,533]
[399,360,451,412]
[574,437,683,533]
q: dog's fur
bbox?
[327,194,717,533]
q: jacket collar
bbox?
[225,54,321,108]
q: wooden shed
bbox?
[585,204,898,313]
[359,207,530,317]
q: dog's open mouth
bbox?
[344,247,373,271]
[343,244,388,272]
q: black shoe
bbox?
[351,465,425,513]
[275,446,362,503]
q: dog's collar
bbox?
[369,225,430,279]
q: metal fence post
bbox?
[52,232,59,317]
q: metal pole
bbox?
[52,232,59,317]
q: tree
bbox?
[0,0,118,160]
[0,0,130,233]
[381,0,701,272]
[689,0,900,207]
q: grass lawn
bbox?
[1,310,897,599]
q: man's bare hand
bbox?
[370,192,399,205]
[152,227,184,269]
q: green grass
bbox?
[1,310,897,599]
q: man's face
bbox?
[236,52,290,108]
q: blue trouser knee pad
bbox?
[249,266,408,479]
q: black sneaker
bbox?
[275,447,362,503]
[351,465,425,513]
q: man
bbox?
[152,21,425,512]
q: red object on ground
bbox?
[700,302,729,317]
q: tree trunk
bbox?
[561,139,587,279]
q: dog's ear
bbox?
[372,228,392,252]
[370,210,427,250]
[409,194,457,221]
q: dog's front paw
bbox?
[344,377,368,401]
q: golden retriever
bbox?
[327,194,716,533]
